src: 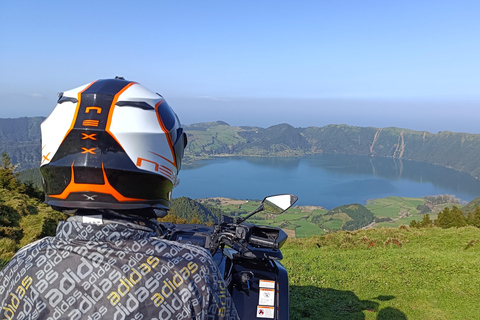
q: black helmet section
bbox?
[40,78,183,213]
[41,164,173,211]
[155,100,188,172]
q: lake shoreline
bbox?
[175,154,480,209]
[184,152,480,181]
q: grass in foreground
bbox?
[282,226,480,319]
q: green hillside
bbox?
[0,189,65,268]
[169,196,224,223]
[4,118,480,179]
[461,195,480,213]
[327,203,375,231]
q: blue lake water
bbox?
[173,154,480,209]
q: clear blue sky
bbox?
[1,1,480,133]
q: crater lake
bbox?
[173,154,480,209]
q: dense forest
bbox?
[166,196,224,224]
[326,203,375,231]
[3,117,480,179]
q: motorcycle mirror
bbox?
[263,194,298,214]
[237,194,298,224]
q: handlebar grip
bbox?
[249,235,277,249]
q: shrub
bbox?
[435,207,467,228]
[384,238,402,247]
[0,238,17,263]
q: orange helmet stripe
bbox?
[49,162,146,202]
[57,80,98,147]
[105,82,137,148]
[149,150,175,167]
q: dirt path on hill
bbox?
[207,197,249,206]
[362,210,411,230]
[300,205,324,212]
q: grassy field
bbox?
[282,226,480,319]
[366,197,424,218]
[294,219,324,238]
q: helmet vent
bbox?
[57,96,78,104]
[116,101,154,110]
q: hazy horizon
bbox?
[2,1,479,134]
[3,95,479,134]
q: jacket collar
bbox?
[55,214,158,242]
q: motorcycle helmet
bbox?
[40,77,187,216]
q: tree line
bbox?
[410,206,480,229]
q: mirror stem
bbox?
[236,205,264,224]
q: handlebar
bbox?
[160,218,285,260]
[248,235,277,249]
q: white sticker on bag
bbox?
[83,215,103,225]
[259,279,275,289]
[257,306,274,318]
[259,288,275,306]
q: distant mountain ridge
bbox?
[0,117,44,170]
[2,117,480,179]
[184,121,480,179]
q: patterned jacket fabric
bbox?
[0,215,239,320]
